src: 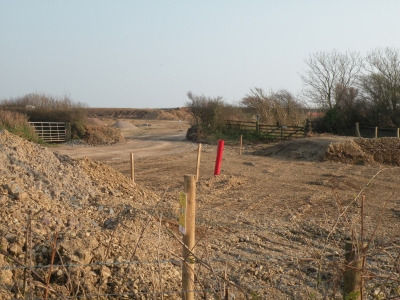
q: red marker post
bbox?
[214,140,225,175]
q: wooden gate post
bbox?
[239,135,243,156]
[66,122,72,141]
[343,241,363,300]
[182,175,196,300]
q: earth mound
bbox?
[84,125,125,145]
[252,137,344,162]
[0,130,180,299]
[110,120,137,129]
[86,117,106,126]
[253,136,400,165]
[86,107,191,121]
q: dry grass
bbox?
[0,110,39,142]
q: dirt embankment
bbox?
[86,107,191,121]
[0,129,180,299]
[254,135,400,166]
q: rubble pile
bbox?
[0,129,181,299]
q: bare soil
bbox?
[1,114,399,299]
[54,119,400,299]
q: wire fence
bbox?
[1,237,399,300]
[1,172,400,299]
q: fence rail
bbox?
[29,122,70,142]
[226,120,307,141]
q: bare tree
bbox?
[271,90,306,126]
[241,88,305,125]
[241,88,272,122]
[300,50,363,108]
[360,47,400,127]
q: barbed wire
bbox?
[1,245,396,271]
[0,255,302,271]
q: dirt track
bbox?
[53,120,400,298]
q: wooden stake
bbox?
[343,241,363,300]
[196,144,202,182]
[182,175,196,300]
[239,135,242,156]
[355,122,361,138]
[130,153,134,183]
[397,128,399,138]
[375,127,378,138]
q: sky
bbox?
[1,1,400,108]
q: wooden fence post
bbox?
[182,175,196,300]
[304,119,310,136]
[66,122,72,141]
[397,128,399,138]
[239,135,243,156]
[355,123,361,138]
[196,144,202,182]
[130,153,134,183]
[375,127,378,138]
[343,241,363,300]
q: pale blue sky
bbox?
[1,1,400,108]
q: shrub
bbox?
[0,110,40,142]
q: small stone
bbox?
[15,192,28,200]
[123,205,132,213]
[106,258,114,266]
[0,195,8,204]
[5,234,17,243]
[9,244,22,256]
[101,266,111,279]
[103,218,116,229]
[67,218,79,228]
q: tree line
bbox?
[187,47,400,135]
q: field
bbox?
[1,112,399,299]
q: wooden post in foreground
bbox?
[239,135,243,156]
[355,123,361,138]
[182,175,196,300]
[196,144,202,182]
[375,127,378,138]
[343,241,363,300]
[130,153,134,183]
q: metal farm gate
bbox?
[29,122,70,142]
